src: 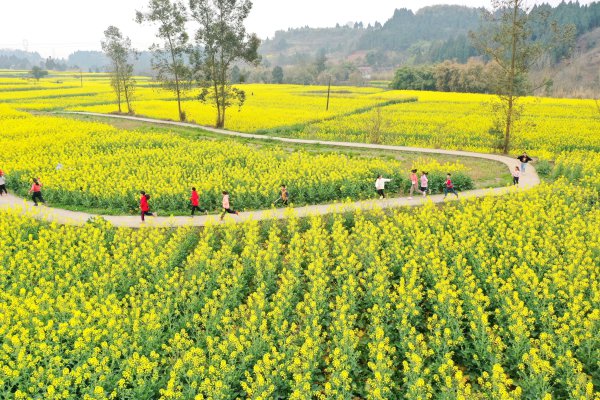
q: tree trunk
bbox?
[167,35,184,121]
[116,82,122,113]
[123,81,132,114]
[504,96,513,154]
[176,83,183,121]
[503,0,519,154]
[214,87,222,128]
[219,102,226,128]
[113,63,122,113]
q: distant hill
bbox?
[0,49,154,75]
[260,2,600,69]
[2,2,600,96]
[0,49,43,69]
[532,27,600,98]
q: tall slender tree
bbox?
[102,26,137,114]
[136,0,192,121]
[470,0,574,154]
[189,0,260,128]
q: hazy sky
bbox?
[0,0,591,58]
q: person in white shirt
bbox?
[375,175,392,199]
[0,171,7,196]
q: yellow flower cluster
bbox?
[1,170,598,398]
[1,70,599,399]
[303,91,600,159]
[1,71,599,158]
[0,108,465,213]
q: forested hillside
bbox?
[260,2,600,67]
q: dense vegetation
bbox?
[1,154,598,398]
[261,2,600,67]
[0,105,474,214]
[1,72,598,159]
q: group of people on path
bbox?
[376,170,459,200]
[1,152,533,222]
[375,152,533,200]
[0,171,45,204]
[138,186,291,222]
[513,152,533,186]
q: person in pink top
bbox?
[408,169,422,199]
[220,191,239,221]
[420,171,429,197]
[0,170,7,196]
[512,166,520,185]
[28,177,45,206]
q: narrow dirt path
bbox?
[0,112,540,228]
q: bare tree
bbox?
[102,26,137,114]
[189,0,260,128]
[470,0,574,154]
[136,0,192,121]
[364,107,390,145]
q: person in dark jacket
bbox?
[517,152,533,174]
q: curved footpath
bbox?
[0,112,540,228]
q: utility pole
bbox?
[80,69,83,87]
[326,76,331,111]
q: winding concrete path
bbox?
[0,112,540,228]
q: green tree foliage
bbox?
[101,26,137,114]
[136,0,192,121]
[359,6,482,52]
[189,0,260,128]
[29,66,48,82]
[470,0,575,154]
[271,66,284,83]
[260,3,600,69]
[314,48,327,75]
[390,66,436,91]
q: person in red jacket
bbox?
[443,173,459,199]
[29,178,46,207]
[190,187,206,216]
[28,177,45,206]
[0,170,7,196]
[140,191,154,221]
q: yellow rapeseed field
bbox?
[0,106,471,213]
[0,70,598,399]
[1,71,599,159]
[0,171,598,398]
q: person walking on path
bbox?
[444,173,459,199]
[512,166,521,186]
[375,175,392,199]
[280,185,289,206]
[28,178,45,206]
[190,187,207,216]
[517,152,533,174]
[420,172,429,197]
[140,191,154,222]
[0,171,7,196]
[220,191,239,221]
[408,169,422,199]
